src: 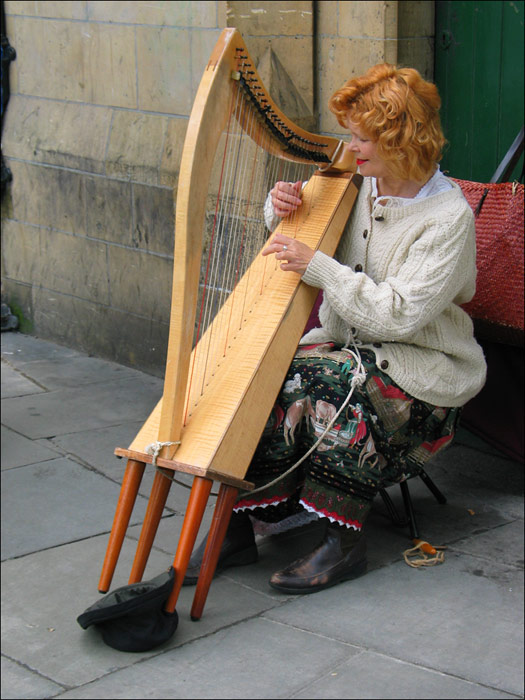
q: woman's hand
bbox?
[262,232,314,274]
[270,180,303,218]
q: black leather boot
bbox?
[269,523,367,594]
[183,510,258,586]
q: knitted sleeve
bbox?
[301,202,476,342]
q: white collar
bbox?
[371,167,452,206]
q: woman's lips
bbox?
[356,158,367,166]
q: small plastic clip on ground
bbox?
[403,539,447,568]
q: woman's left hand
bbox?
[262,233,314,274]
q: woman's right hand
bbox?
[270,180,303,218]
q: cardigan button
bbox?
[375,215,385,221]
[380,360,389,370]
[363,229,368,238]
[351,327,357,335]
[373,342,382,348]
[355,264,363,272]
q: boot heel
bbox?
[342,558,367,581]
[224,544,258,567]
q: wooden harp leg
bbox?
[190,483,239,621]
[128,467,173,584]
[98,459,146,593]
[164,476,213,614]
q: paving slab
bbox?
[52,617,361,699]
[1,656,64,700]
[1,334,523,700]
[49,423,196,512]
[293,649,517,699]
[1,425,62,469]
[0,362,46,398]
[263,553,524,696]
[452,519,524,569]
[1,332,161,391]
[1,457,148,559]
[1,375,162,439]
[1,535,284,690]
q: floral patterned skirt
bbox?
[234,343,460,531]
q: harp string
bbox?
[184,71,317,423]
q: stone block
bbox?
[399,0,435,37]
[317,37,395,133]
[338,0,398,39]
[87,0,218,27]
[85,175,133,245]
[188,1,222,28]
[244,36,315,114]
[32,1,88,20]
[190,27,225,96]
[227,0,314,37]
[9,161,87,235]
[136,26,192,114]
[106,110,168,185]
[12,16,86,102]
[159,117,187,188]
[11,16,137,108]
[132,184,175,256]
[316,0,339,36]
[1,219,41,287]
[39,229,109,304]
[398,37,435,79]
[28,290,168,374]
[82,22,137,108]
[107,244,173,321]
[1,96,112,175]
[4,1,39,15]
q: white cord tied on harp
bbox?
[144,441,181,468]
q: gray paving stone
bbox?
[1,656,65,700]
[0,361,45,398]
[1,457,148,559]
[1,375,162,439]
[263,553,524,696]
[451,519,524,569]
[2,333,84,364]
[293,649,517,699]
[1,425,61,469]
[50,423,194,512]
[52,617,359,699]
[2,334,523,700]
[1,333,159,388]
[1,536,283,689]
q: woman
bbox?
[184,63,486,594]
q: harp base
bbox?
[114,447,254,491]
[97,449,252,622]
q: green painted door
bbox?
[435,0,524,182]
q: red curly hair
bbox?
[329,64,446,181]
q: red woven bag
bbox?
[452,178,524,345]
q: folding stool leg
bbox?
[190,483,239,621]
[399,480,419,540]
[128,467,173,584]
[419,469,447,504]
[98,459,146,593]
[164,476,213,614]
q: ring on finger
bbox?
[282,245,288,252]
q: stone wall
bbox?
[1,0,434,375]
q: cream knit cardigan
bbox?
[300,176,487,407]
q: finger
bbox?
[274,182,302,206]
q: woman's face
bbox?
[346,120,391,179]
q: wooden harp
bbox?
[98,28,361,620]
